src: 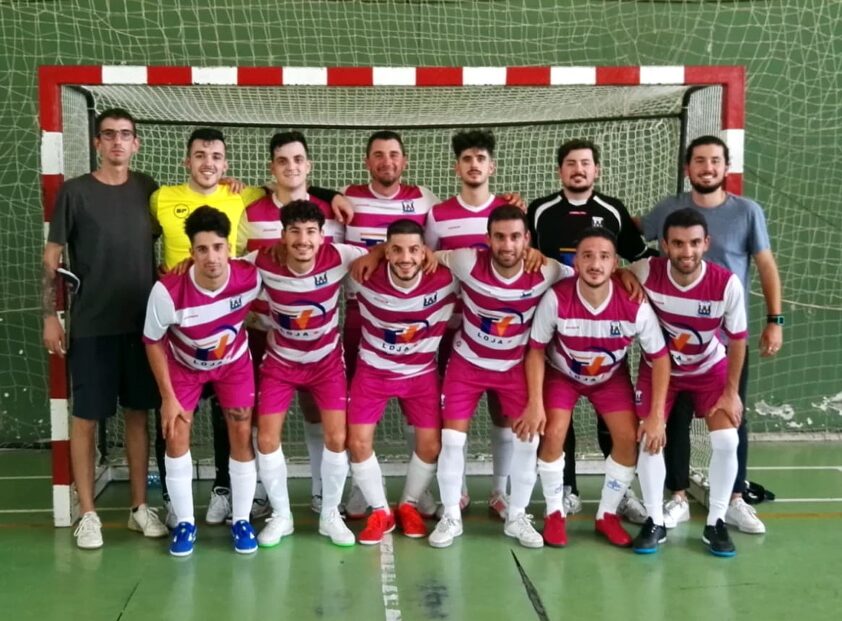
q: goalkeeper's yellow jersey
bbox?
[150,183,265,269]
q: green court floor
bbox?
[0,443,840,621]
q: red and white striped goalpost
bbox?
[39,64,745,527]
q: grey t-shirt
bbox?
[641,192,771,296]
[47,172,158,337]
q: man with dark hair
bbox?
[144,206,261,557]
[639,135,782,535]
[526,137,655,523]
[43,107,168,549]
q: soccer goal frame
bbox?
[40,64,745,527]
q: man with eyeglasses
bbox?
[43,108,168,549]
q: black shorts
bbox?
[68,333,161,420]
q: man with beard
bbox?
[526,138,654,523]
[639,136,783,535]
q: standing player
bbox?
[526,228,669,549]
[429,206,574,549]
[238,131,346,515]
[425,129,516,518]
[144,207,262,556]
[639,136,782,534]
[630,208,747,557]
[43,108,168,549]
[345,220,457,545]
[252,200,364,547]
[527,138,655,522]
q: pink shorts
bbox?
[343,300,362,380]
[544,365,635,415]
[347,362,441,429]
[635,358,728,420]
[168,351,255,412]
[257,348,347,415]
[441,353,527,421]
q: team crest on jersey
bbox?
[591,216,604,227]
[401,201,416,213]
[697,302,712,317]
[423,293,438,307]
[383,320,429,345]
[609,322,622,337]
[275,302,326,331]
[174,203,190,219]
[193,325,238,362]
[229,296,243,311]
[313,273,329,287]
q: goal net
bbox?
[46,65,736,524]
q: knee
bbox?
[709,428,739,453]
[346,434,371,462]
[416,437,441,463]
[257,429,279,455]
[323,428,346,453]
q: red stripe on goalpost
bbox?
[327,67,373,86]
[684,65,745,129]
[596,66,640,85]
[238,66,283,86]
[416,67,463,86]
[506,66,551,86]
[147,66,192,85]
[52,440,71,485]
[42,174,63,224]
[38,66,102,131]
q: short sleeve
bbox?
[722,274,748,339]
[529,289,558,348]
[47,183,75,246]
[143,282,176,343]
[635,302,668,358]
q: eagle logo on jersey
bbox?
[479,308,524,337]
[193,325,239,361]
[570,347,617,377]
[383,320,429,345]
[274,301,327,331]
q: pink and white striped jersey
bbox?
[530,277,668,385]
[424,194,509,250]
[341,184,438,248]
[345,263,457,378]
[438,248,574,372]
[143,260,261,371]
[629,256,747,377]
[255,243,367,365]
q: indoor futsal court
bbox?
[1,2,840,620]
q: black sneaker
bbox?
[633,517,667,554]
[702,519,736,557]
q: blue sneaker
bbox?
[231,520,258,554]
[169,522,197,557]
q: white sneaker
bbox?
[429,516,463,548]
[206,486,232,525]
[163,498,178,530]
[487,491,509,520]
[663,496,691,529]
[319,509,355,547]
[74,512,103,549]
[617,489,648,525]
[562,486,582,515]
[128,504,168,538]
[417,489,440,519]
[725,497,766,534]
[504,513,544,549]
[345,484,369,519]
[257,513,294,547]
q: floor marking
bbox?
[379,533,402,621]
[511,550,549,621]
[0,475,51,480]
[748,466,842,471]
[770,498,842,503]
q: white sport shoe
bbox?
[345,484,369,519]
[257,513,294,547]
[429,516,463,548]
[128,504,169,538]
[319,508,355,547]
[504,513,544,549]
[663,496,691,529]
[562,486,582,515]
[162,498,178,530]
[617,489,648,525]
[417,489,440,519]
[74,511,103,549]
[205,486,232,525]
[487,491,509,520]
[725,497,766,534]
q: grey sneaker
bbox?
[663,496,691,529]
[617,489,648,525]
[562,485,582,515]
[205,486,232,525]
[128,504,168,538]
[429,516,463,548]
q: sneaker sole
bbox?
[77,541,104,550]
[504,532,544,549]
[169,547,193,557]
[725,520,766,535]
[401,531,427,539]
[359,523,396,545]
[234,545,258,554]
[318,527,356,547]
[129,522,169,538]
[543,538,567,548]
[702,535,736,557]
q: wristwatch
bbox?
[766,314,785,325]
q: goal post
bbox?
[40,64,745,527]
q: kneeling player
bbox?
[525,228,669,548]
[144,207,261,556]
[252,200,366,547]
[346,220,457,545]
[629,208,746,557]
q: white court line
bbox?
[0,475,51,480]
[767,498,842,503]
[748,466,842,471]
[380,533,402,621]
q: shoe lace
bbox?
[735,500,757,517]
[74,514,100,537]
[437,516,460,533]
[514,513,537,533]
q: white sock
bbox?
[490,425,514,495]
[707,428,739,525]
[229,458,257,523]
[437,429,466,519]
[304,421,324,497]
[461,439,470,496]
[637,447,666,526]
[350,453,389,513]
[508,436,539,519]
[165,451,194,524]
[251,427,261,483]
[597,455,635,519]
[320,447,348,516]
[257,447,290,519]
[537,455,565,517]
[401,452,437,506]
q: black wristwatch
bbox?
[766,314,785,325]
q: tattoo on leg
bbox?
[224,408,252,422]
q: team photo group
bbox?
[42,107,782,560]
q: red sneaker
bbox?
[542,511,568,547]
[397,503,427,538]
[359,509,396,545]
[595,512,633,547]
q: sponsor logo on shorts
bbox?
[634,389,643,405]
